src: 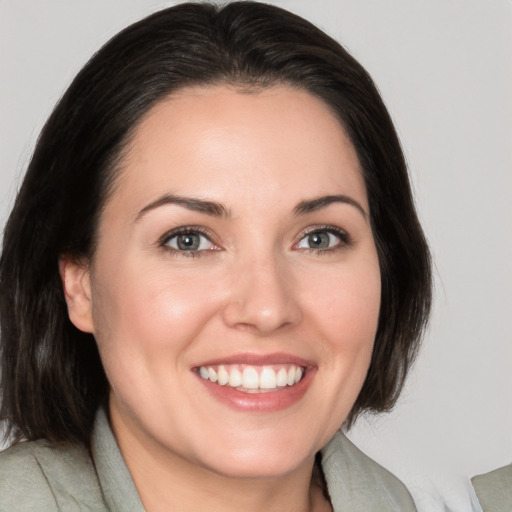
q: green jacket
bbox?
[0,408,416,511]
[472,464,512,512]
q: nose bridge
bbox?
[222,246,301,334]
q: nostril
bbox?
[223,297,302,335]
[221,262,303,334]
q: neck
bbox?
[135,462,318,512]
[111,409,330,512]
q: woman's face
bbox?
[65,85,381,479]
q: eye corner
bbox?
[158,225,222,256]
[294,225,351,253]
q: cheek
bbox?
[302,258,381,356]
[293,255,381,440]
[88,262,225,411]
[90,260,223,356]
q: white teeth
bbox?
[217,365,229,386]
[228,368,242,387]
[260,366,277,389]
[276,367,288,387]
[242,367,259,389]
[208,367,218,383]
[198,364,305,392]
[287,367,296,386]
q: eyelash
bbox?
[294,225,351,254]
[158,226,219,258]
[158,224,351,258]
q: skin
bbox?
[61,85,381,512]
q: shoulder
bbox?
[472,464,512,512]
[0,439,106,511]
[321,431,417,512]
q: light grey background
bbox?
[1,1,511,511]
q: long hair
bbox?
[0,1,431,446]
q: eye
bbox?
[295,227,348,251]
[162,228,217,253]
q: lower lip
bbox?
[195,368,316,412]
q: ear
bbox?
[59,254,95,333]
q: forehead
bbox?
[110,84,367,218]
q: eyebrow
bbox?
[136,194,230,221]
[135,193,367,222]
[293,195,368,220]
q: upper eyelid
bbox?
[158,225,217,247]
[297,224,349,239]
[293,225,351,249]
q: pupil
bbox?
[178,234,199,250]
[308,232,329,248]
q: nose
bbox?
[222,254,303,335]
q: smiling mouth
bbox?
[197,364,305,393]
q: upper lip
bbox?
[193,352,315,368]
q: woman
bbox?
[0,2,431,511]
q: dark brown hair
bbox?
[0,1,431,446]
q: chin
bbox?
[188,427,323,480]
[201,451,311,480]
